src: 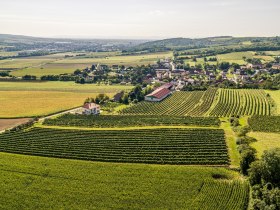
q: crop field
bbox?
[217,52,254,65]
[248,116,280,133]
[54,51,173,66]
[209,89,272,117]
[0,91,104,118]
[11,63,90,77]
[0,82,132,118]
[43,114,220,128]
[121,88,218,116]
[0,57,56,70]
[6,51,172,76]
[0,81,133,93]
[248,132,280,158]
[0,127,229,165]
[0,152,248,209]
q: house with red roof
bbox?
[77,103,100,115]
[145,87,171,102]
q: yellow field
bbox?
[0,81,132,118]
[0,91,111,118]
[248,132,280,158]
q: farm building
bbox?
[145,87,171,102]
[75,103,100,115]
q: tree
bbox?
[219,62,230,71]
[240,149,256,175]
[74,69,81,75]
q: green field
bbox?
[248,132,280,158]
[0,127,228,165]
[217,52,254,65]
[0,152,248,210]
[0,81,132,118]
[7,51,172,77]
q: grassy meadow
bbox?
[0,152,248,210]
[0,81,132,117]
[248,132,280,158]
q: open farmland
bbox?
[217,52,254,65]
[43,114,220,128]
[0,127,229,165]
[0,152,248,209]
[8,51,172,77]
[0,81,132,118]
[0,81,133,93]
[54,51,173,66]
[11,63,90,77]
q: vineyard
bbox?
[191,180,249,210]
[43,114,220,127]
[0,127,229,165]
[248,116,280,132]
[120,88,218,116]
[120,88,273,117]
[209,89,272,117]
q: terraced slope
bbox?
[0,127,229,165]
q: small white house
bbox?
[75,103,100,115]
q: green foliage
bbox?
[43,114,221,128]
[0,152,249,209]
[249,148,280,209]
[0,127,229,165]
[240,149,256,175]
[249,116,280,133]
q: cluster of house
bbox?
[148,59,280,89]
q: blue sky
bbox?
[0,0,279,39]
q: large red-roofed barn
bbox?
[145,87,171,102]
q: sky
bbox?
[0,0,280,39]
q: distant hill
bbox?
[129,36,280,52]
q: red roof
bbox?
[146,88,171,99]
[83,103,100,110]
